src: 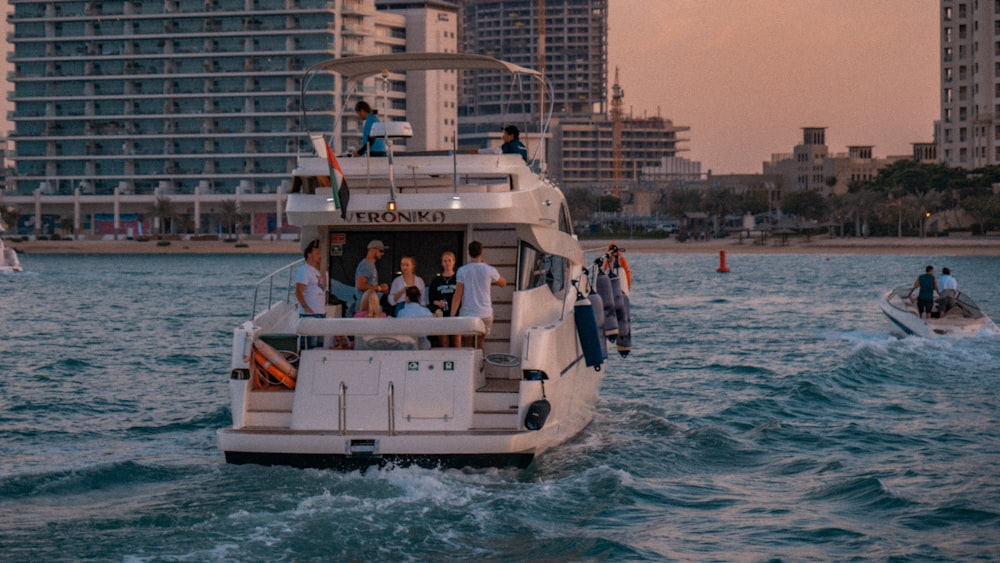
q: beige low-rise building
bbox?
[764,127,926,199]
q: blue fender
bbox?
[596,270,618,342]
[574,294,604,368]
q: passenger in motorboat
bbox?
[388,256,426,316]
[912,265,938,319]
[452,240,507,350]
[352,101,387,157]
[939,267,959,314]
[355,239,390,312]
[295,240,327,349]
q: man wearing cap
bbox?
[355,239,389,309]
[501,125,528,162]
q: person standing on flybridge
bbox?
[452,240,506,350]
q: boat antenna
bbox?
[378,70,398,209]
[451,130,460,200]
[536,0,548,175]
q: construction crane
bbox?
[610,66,625,199]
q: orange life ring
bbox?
[251,339,298,389]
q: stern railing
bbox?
[250,259,303,320]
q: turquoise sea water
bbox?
[1,251,999,561]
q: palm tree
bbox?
[59,217,74,239]
[702,187,739,237]
[664,188,702,238]
[174,213,195,235]
[959,193,1000,233]
[149,196,174,235]
[827,193,852,237]
[845,182,882,237]
[781,190,828,223]
[740,189,770,216]
[910,189,943,238]
[218,199,245,238]
[563,187,595,223]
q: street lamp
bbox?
[923,211,931,238]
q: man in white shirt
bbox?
[295,240,326,349]
[452,240,506,350]
[938,267,959,314]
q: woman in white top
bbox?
[387,256,426,315]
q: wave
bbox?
[0,460,197,500]
[805,474,915,512]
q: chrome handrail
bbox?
[387,382,396,436]
[338,381,347,436]
[249,259,303,319]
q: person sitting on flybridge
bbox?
[501,125,528,162]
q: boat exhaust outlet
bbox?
[347,439,381,458]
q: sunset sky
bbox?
[607,0,939,174]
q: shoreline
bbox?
[581,236,1000,256]
[7,236,1000,256]
[7,238,303,255]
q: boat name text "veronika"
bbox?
[351,211,447,224]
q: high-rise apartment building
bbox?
[938,0,999,168]
[0,0,13,143]
[6,0,448,197]
[457,0,688,190]
[552,114,690,187]
[458,0,608,127]
[375,1,460,151]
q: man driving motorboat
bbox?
[912,265,938,319]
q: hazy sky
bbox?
[607,0,939,174]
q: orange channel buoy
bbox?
[716,250,730,273]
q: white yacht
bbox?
[217,54,617,469]
[879,285,999,338]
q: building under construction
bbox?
[549,113,691,190]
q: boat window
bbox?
[290,175,325,194]
[517,242,567,298]
[558,203,573,235]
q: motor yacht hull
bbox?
[218,54,617,470]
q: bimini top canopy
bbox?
[304,52,542,82]
[300,52,553,164]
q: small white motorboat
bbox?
[879,285,999,338]
[0,226,23,273]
